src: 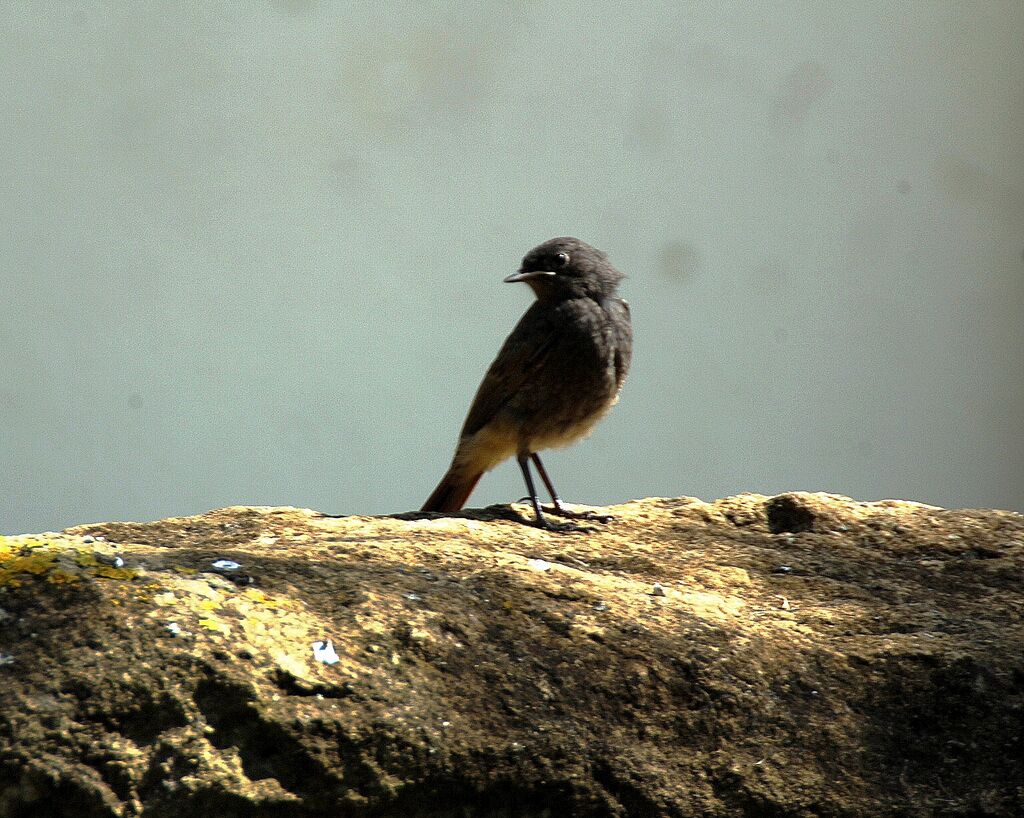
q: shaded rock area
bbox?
[0,493,1022,817]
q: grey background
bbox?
[3,2,1022,535]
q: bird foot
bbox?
[543,505,614,524]
[533,515,596,534]
[511,500,605,532]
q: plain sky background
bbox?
[2,2,1022,534]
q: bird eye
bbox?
[555,252,570,267]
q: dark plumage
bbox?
[422,237,632,530]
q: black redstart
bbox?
[421,237,632,531]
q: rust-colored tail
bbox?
[421,466,483,513]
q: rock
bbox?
[0,493,1022,817]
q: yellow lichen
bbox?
[0,552,59,587]
[199,618,231,635]
[20,537,53,551]
[47,570,82,585]
[92,566,138,581]
[74,553,101,569]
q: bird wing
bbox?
[612,298,632,389]
[460,308,558,438]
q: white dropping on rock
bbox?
[313,640,340,665]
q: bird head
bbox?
[504,237,623,300]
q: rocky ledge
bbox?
[0,494,1022,817]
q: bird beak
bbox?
[503,269,556,284]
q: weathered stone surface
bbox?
[0,494,1021,817]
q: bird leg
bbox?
[530,453,614,523]
[516,454,589,532]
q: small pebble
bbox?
[651,582,666,597]
[527,558,552,572]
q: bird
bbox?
[421,237,632,531]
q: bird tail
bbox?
[421,466,483,513]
